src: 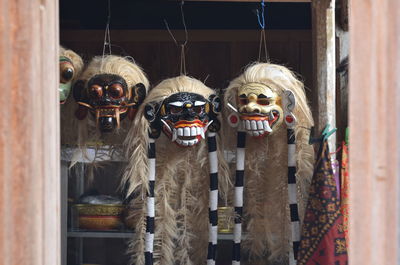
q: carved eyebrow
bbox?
[258,94,272,99]
[194,101,206,106]
[169,101,184,107]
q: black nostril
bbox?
[253,109,261,113]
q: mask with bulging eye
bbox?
[144,92,221,147]
[73,74,146,133]
[59,56,75,104]
[236,82,283,137]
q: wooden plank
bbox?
[180,0,311,2]
[311,0,336,152]
[349,0,400,264]
[0,0,60,264]
[60,29,311,43]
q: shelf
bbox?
[67,230,238,240]
[61,146,125,163]
[68,230,134,238]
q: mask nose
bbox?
[245,102,261,113]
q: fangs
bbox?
[176,138,200,146]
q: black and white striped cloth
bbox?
[207,132,219,265]
[232,128,246,265]
[145,138,156,265]
[287,128,300,265]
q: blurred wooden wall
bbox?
[60,29,313,100]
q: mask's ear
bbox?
[128,83,147,120]
[72,80,89,120]
[207,94,221,132]
[282,90,297,127]
[144,102,162,138]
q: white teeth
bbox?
[196,127,202,136]
[200,128,205,139]
[251,121,257,130]
[258,130,264,135]
[245,120,251,130]
[257,121,263,130]
[172,129,177,142]
[191,127,197,136]
[264,121,272,132]
[252,131,260,137]
[178,128,184,136]
[184,127,190,136]
[176,138,199,147]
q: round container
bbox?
[74,204,124,230]
[218,207,234,234]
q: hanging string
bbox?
[101,0,112,71]
[164,0,189,75]
[256,0,268,62]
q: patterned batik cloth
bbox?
[341,141,349,245]
[297,140,348,265]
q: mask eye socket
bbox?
[170,106,183,114]
[108,83,124,99]
[89,84,103,99]
[257,98,270,106]
[193,106,203,114]
[60,66,74,83]
[239,98,249,105]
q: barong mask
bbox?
[59,47,83,104]
[73,75,146,133]
[229,82,296,137]
[144,92,221,147]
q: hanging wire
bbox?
[256,0,269,62]
[164,0,189,75]
[101,0,112,71]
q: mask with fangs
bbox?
[73,55,148,133]
[144,92,221,147]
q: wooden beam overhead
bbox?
[179,0,311,2]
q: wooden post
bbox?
[0,0,60,265]
[349,0,400,264]
[312,0,336,151]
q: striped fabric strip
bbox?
[145,138,156,265]
[287,128,300,265]
[207,132,218,265]
[232,129,246,265]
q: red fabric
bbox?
[341,142,349,244]
[297,141,348,265]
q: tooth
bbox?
[251,121,257,130]
[257,121,263,130]
[161,120,172,133]
[184,127,190,136]
[193,138,199,145]
[264,121,272,132]
[252,131,260,137]
[204,120,214,131]
[176,139,183,145]
[258,130,264,135]
[191,127,197,136]
[245,120,251,130]
[188,140,195,146]
[182,140,189,146]
[178,128,184,136]
[172,129,177,142]
[268,111,275,120]
[196,127,202,136]
[200,128,205,139]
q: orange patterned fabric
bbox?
[341,142,349,244]
[297,141,348,265]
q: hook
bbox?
[308,124,337,145]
